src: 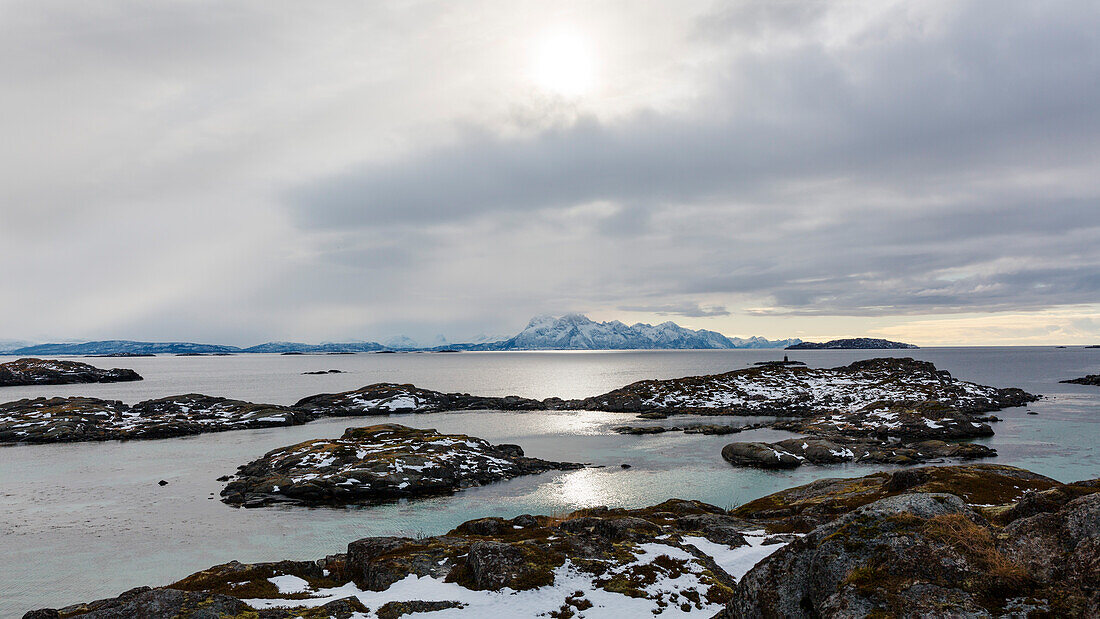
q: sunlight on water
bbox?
[2,348,1099,615]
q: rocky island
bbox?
[26,464,1099,618]
[1,359,1037,458]
[220,424,582,507]
[1061,374,1100,386]
[0,358,141,387]
[293,382,545,416]
[786,337,918,349]
[587,358,1034,469]
[0,395,307,444]
[577,357,1032,416]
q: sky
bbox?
[2,0,1099,346]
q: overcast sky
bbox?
[2,0,1099,346]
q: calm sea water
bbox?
[2,348,1098,615]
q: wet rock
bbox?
[612,425,671,434]
[0,358,141,387]
[220,424,582,507]
[721,442,802,469]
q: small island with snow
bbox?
[0,358,142,388]
[786,338,918,350]
[220,424,582,507]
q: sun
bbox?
[530,28,596,97]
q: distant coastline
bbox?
[786,337,918,350]
[2,314,803,355]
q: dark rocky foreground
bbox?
[0,358,141,387]
[26,465,1099,618]
[221,424,582,507]
[1061,374,1100,386]
[1,358,1036,449]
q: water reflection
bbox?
[3,348,1100,615]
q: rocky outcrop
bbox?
[220,424,582,507]
[0,395,305,444]
[613,422,770,436]
[1061,374,1100,386]
[596,358,1032,471]
[718,467,1100,618]
[578,357,1035,416]
[720,437,996,470]
[1,358,1036,448]
[716,400,1003,469]
[30,499,760,617]
[0,358,141,387]
[293,383,546,416]
[29,465,1098,619]
[774,400,998,441]
[721,442,803,469]
[786,338,919,349]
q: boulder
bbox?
[721,442,802,469]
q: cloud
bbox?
[618,303,731,318]
[2,0,1100,343]
[279,0,1100,322]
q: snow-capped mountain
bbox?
[5,316,799,355]
[11,340,242,356]
[0,340,34,354]
[382,335,421,350]
[465,314,799,350]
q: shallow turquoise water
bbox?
[1,348,1098,615]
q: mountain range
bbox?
[3,314,800,355]
[449,314,800,350]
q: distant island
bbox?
[786,337,918,350]
[1060,374,1100,386]
[3,314,801,355]
[0,358,142,387]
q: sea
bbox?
[2,347,1098,615]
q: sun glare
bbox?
[531,28,596,97]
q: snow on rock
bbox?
[219,424,581,507]
[0,394,307,444]
[583,358,1035,417]
[0,357,142,387]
